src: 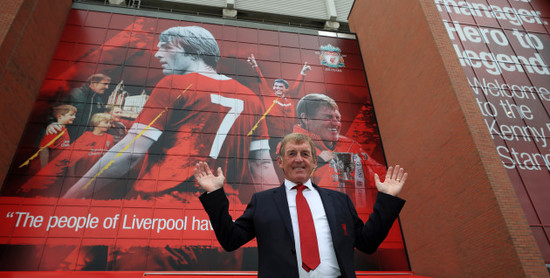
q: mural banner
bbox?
[0,9,408,271]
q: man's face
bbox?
[58,111,76,125]
[277,141,316,184]
[89,79,110,94]
[155,41,195,75]
[110,107,123,122]
[272,82,288,97]
[303,106,341,144]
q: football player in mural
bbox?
[293,93,386,208]
[59,26,280,270]
[63,26,278,203]
[246,54,311,158]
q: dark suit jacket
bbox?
[199,183,405,278]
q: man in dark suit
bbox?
[195,133,407,277]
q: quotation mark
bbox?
[6,212,14,218]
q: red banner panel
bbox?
[0,9,408,272]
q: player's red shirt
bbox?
[130,73,269,200]
[292,124,386,209]
[261,96,295,140]
[68,131,114,177]
[39,126,70,161]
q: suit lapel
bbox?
[315,184,340,245]
[272,184,295,243]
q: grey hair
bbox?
[278,133,318,163]
[296,93,339,127]
[159,26,220,69]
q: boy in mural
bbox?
[38,104,77,168]
[292,93,387,208]
[247,54,311,158]
[63,26,278,202]
[20,113,114,197]
[47,73,111,142]
[66,113,114,178]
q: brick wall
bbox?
[348,0,548,276]
[0,0,72,184]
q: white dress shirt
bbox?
[284,179,341,278]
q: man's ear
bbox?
[276,156,283,169]
[299,113,308,128]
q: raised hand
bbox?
[247,53,258,68]
[374,165,408,197]
[194,161,225,193]
[300,61,311,75]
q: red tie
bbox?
[294,184,320,272]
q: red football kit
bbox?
[293,124,386,209]
[39,126,71,161]
[26,126,71,175]
[128,73,269,202]
[255,68,305,141]
[67,131,114,177]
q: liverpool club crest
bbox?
[319,44,345,69]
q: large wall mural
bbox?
[0,9,408,271]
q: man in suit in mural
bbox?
[63,25,278,202]
[195,132,407,277]
[46,73,112,142]
[292,93,387,208]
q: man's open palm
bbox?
[194,162,225,193]
[374,165,408,197]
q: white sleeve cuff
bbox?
[128,123,163,141]
[250,139,270,151]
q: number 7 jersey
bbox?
[129,73,269,201]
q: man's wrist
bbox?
[205,187,223,194]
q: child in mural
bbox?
[105,104,128,144]
[246,53,311,158]
[291,93,387,209]
[20,113,114,197]
[66,113,114,177]
[38,104,77,168]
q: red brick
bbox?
[349,0,547,277]
[0,0,72,184]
